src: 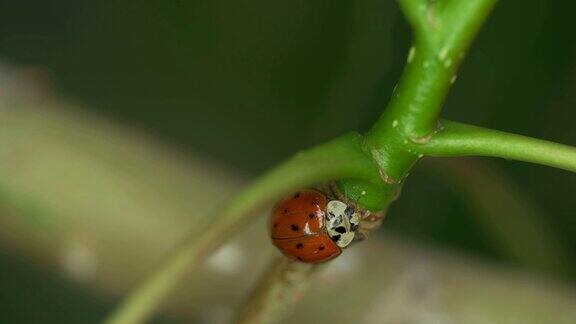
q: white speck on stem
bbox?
[361,190,366,196]
[438,47,448,61]
[450,75,458,84]
[407,47,416,63]
[392,120,398,128]
[418,153,424,158]
[444,58,453,68]
[423,60,430,69]
[205,243,245,275]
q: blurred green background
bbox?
[0,0,575,322]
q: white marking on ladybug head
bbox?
[337,232,355,247]
[327,200,347,218]
[326,200,357,248]
[347,208,361,232]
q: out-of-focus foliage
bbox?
[0,101,574,324]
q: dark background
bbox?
[0,0,575,322]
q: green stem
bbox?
[417,120,576,172]
[340,0,498,208]
[396,0,431,39]
[369,0,498,141]
[103,133,382,324]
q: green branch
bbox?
[103,133,384,324]
[343,0,499,207]
[396,0,431,39]
[370,0,498,142]
[416,120,576,173]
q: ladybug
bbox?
[269,189,360,263]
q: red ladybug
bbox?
[270,189,359,263]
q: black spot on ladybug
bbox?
[283,208,288,214]
[297,257,303,261]
[331,234,341,242]
[296,243,304,249]
[311,200,318,205]
[294,192,301,198]
[335,226,347,234]
[319,245,325,251]
[290,224,299,231]
[345,206,354,216]
[308,213,315,219]
[273,223,279,228]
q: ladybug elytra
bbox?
[269,189,361,263]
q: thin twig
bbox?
[237,257,319,324]
[417,120,576,173]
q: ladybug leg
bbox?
[355,210,386,240]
